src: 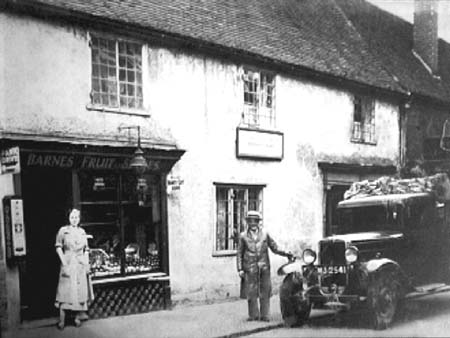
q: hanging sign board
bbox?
[236,127,283,160]
[1,147,21,174]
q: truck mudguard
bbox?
[363,258,401,274]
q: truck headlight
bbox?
[302,249,317,265]
[345,246,359,263]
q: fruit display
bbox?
[125,255,160,274]
[89,248,160,278]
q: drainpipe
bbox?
[399,93,413,175]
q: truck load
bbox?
[343,173,450,202]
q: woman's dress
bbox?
[55,225,91,311]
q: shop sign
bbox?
[167,175,184,194]
[1,147,21,174]
[236,127,283,160]
[22,152,163,171]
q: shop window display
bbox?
[77,172,162,278]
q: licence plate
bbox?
[310,265,347,275]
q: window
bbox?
[215,185,263,253]
[351,96,376,144]
[242,69,275,129]
[90,35,143,110]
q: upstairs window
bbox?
[90,35,143,110]
[242,69,275,129]
[351,96,376,144]
[215,185,263,254]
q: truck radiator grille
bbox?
[319,240,346,265]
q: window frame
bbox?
[351,95,376,145]
[87,32,149,116]
[213,183,264,256]
[241,68,276,130]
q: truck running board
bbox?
[406,283,450,299]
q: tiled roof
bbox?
[4,0,405,95]
[338,0,450,104]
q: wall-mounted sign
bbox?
[167,175,184,194]
[3,196,26,260]
[21,152,163,172]
[236,127,284,160]
[1,147,21,174]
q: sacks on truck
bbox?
[344,173,450,202]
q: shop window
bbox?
[215,185,263,253]
[90,35,143,110]
[242,69,276,129]
[351,96,376,144]
[78,172,162,278]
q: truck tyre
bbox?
[367,269,400,330]
[279,273,311,327]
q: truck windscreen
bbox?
[337,205,400,234]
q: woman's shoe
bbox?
[56,321,64,330]
[74,318,82,327]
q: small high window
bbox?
[90,35,143,110]
[351,96,376,144]
[242,69,275,129]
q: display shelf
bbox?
[82,222,116,227]
[91,272,168,285]
[80,201,118,205]
[80,200,136,205]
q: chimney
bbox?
[413,0,439,74]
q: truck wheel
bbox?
[279,273,311,327]
[367,270,400,330]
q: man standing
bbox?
[237,210,292,321]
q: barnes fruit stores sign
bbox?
[22,152,162,171]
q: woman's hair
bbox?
[68,208,81,218]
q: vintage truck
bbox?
[278,174,450,329]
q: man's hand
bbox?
[286,252,294,261]
[238,270,245,278]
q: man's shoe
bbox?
[260,317,270,322]
[78,311,89,321]
[56,321,64,330]
[247,317,258,321]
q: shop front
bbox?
[0,140,183,321]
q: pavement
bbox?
[6,296,290,338]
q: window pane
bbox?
[119,69,126,81]
[80,173,121,278]
[216,188,229,251]
[353,97,362,123]
[92,92,101,105]
[123,175,162,275]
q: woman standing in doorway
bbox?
[55,208,92,330]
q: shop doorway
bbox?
[21,168,72,319]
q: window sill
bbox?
[212,250,237,257]
[351,138,377,146]
[240,124,280,133]
[92,272,168,284]
[86,104,150,117]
